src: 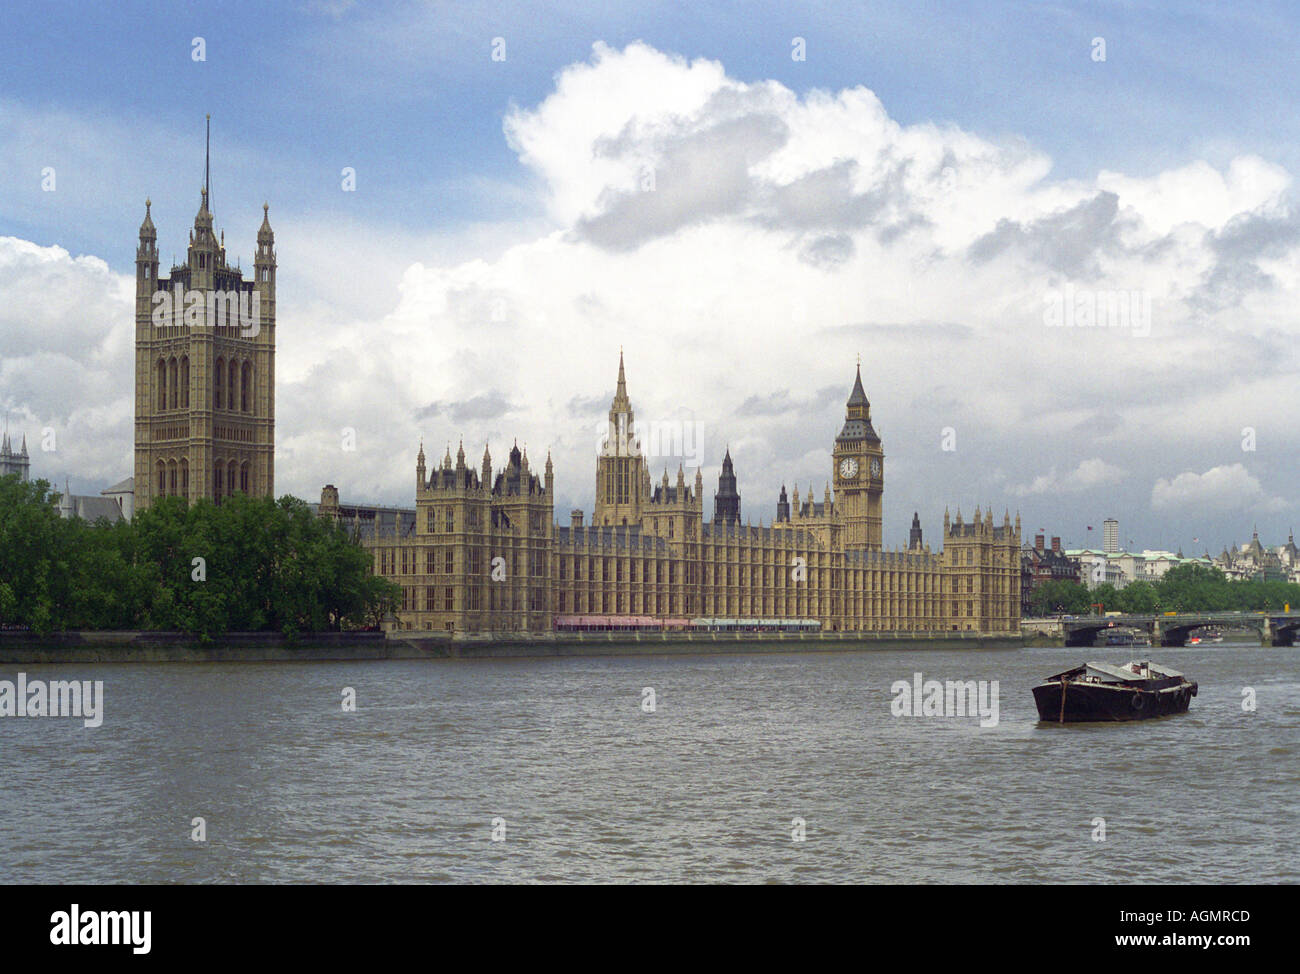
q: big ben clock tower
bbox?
[832,363,884,549]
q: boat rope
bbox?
[1059,676,1067,724]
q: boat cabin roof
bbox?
[1046,661,1184,683]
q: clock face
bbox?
[839,457,859,479]
[870,459,881,478]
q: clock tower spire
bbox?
[832,362,884,549]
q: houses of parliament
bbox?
[116,147,1017,635]
[321,354,1023,635]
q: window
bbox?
[214,357,224,409]
[426,509,435,532]
[444,508,454,531]
[444,587,454,611]
[445,549,454,574]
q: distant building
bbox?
[1068,549,1127,589]
[56,480,126,524]
[1021,534,1081,615]
[1215,531,1292,582]
[0,432,31,482]
[1103,518,1119,554]
[101,477,135,522]
[1068,546,1211,589]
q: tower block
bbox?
[133,119,275,511]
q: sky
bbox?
[2,0,1298,555]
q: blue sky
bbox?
[2,0,1299,554]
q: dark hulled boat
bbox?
[1033,661,1197,723]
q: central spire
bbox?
[601,349,640,461]
[612,347,630,411]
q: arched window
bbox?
[180,458,189,494]
[241,361,251,412]
[240,461,250,493]
[213,462,223,503]
[227,460,237,495]
[169,459,178,494]
[157,359,167,411]
[180,357,190,408]
[157,460,166,496]
[214,357,225,410]
[168,358,178,409]
[228,361,239,412]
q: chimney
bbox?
[1034,533,1045,551]
[570,509,584,528]
[1051,536,1061,552]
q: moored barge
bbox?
[1033,661,1197,723]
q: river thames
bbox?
[1,642,1295,883]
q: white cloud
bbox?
[1151,464,1287,514]
[1011,458,1126,497]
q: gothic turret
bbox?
[713,447,741,525]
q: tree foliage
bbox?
[1028,561,1300,616]
[0,476,400,637]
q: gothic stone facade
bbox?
[133,188,276,511]
[327,357,1021,634]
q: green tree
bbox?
[0,477,399,639]
[1029,579,1091,615]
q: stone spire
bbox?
[614,347,629,409]
[139,198,156,239]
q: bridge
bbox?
[1059,611,1300,647]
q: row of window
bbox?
[153,457,251,500]
[422,507,548,533]
[154,355,256,414]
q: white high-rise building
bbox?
[1103,518,1119,554]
